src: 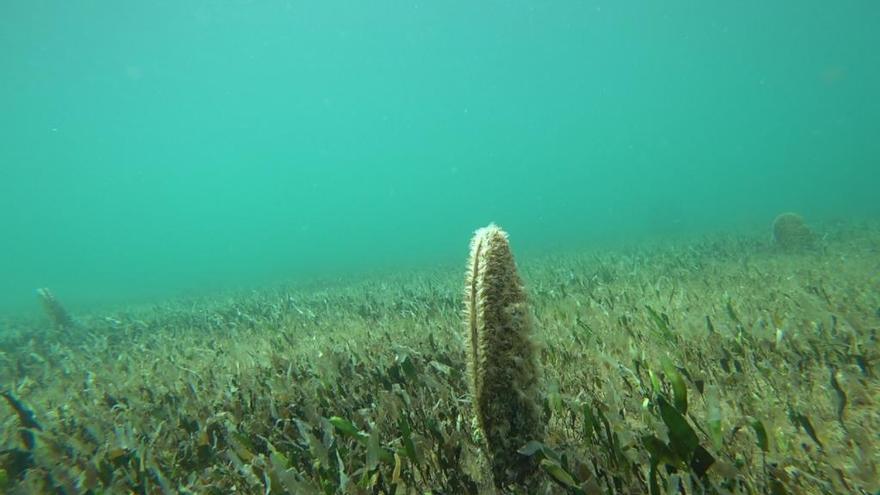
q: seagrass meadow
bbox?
[0,220,877,494]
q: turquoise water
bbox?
[2,1,878,313]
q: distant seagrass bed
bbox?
[0,221,878,494]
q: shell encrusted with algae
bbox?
[772,212,814,251]
[464,224,543,486]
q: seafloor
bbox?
[1,221,878,494]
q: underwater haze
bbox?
[1,0,878,313]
